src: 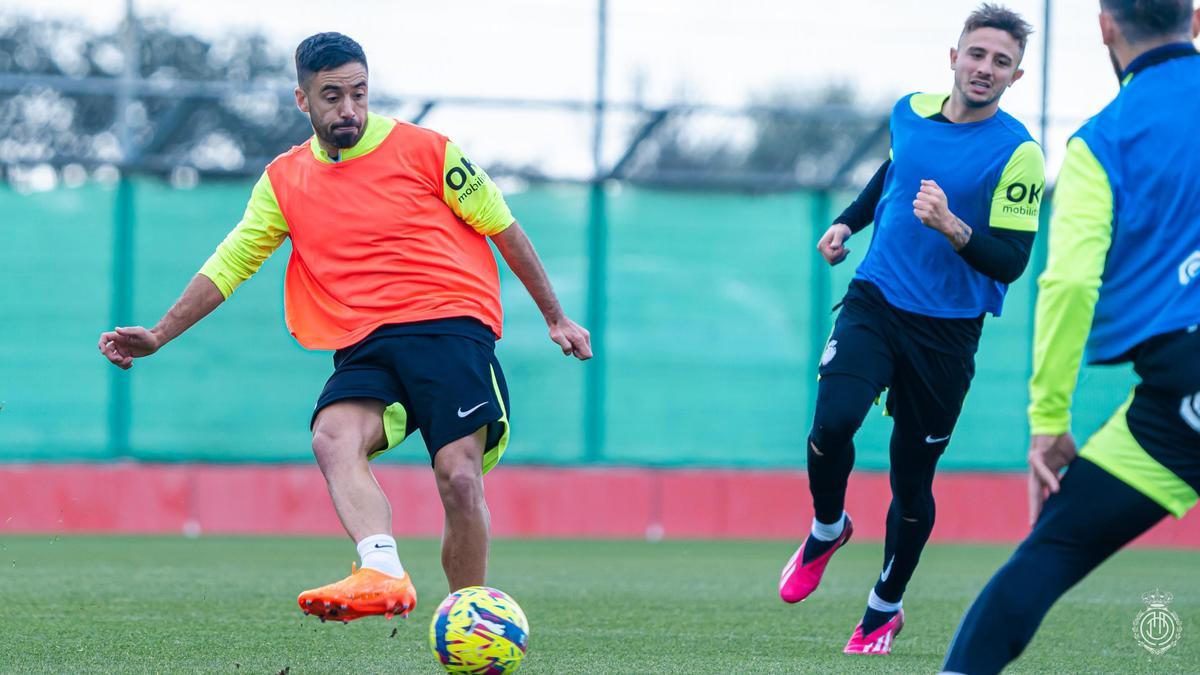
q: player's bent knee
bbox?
[432,428,487,510]
[311,425,381,467]
[810,412,863,451]
[808,421,854,457]
[437,470,484,512]
[894,493,936,523]
[311,429,351,470]
[311,400,387,464]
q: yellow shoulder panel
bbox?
[990,140,1045,232]
[909,92,949,118]
[442,141,514,236]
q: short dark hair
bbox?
[962,3,1035,54]
[1100,0,1194,42]
[294,32,367,88]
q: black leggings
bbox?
[807,374,874,524]
[807,373,947,603]
[942,458,1168,674]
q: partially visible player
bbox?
[98,32,591,622]
[777,4,1044,655]
[943,2,1200,672]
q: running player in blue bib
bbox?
[777,4,1045,656]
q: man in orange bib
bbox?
[97,32,591,622]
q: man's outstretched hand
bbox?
[96,274,226,370]
[98,326,161,370]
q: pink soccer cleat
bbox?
[778,516,853,603]
[843,609,904,655]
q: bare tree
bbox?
[0,14,307,175]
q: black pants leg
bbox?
[873,341,974,603]
[942,458,1168,675]
[809,291,895,525]
[807,374,884,523]
[875,434,942,603]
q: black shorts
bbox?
[1080,325,1200,517]
[819,280,976,444]
[312,318,511,473]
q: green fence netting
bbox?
[0,179,1132,470]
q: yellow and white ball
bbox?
[429,586,530,673]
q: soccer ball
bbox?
[429,586,530,673]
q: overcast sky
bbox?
[4,0,1195,178]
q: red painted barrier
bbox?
[0,464,1196,547]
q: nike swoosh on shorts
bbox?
[457,402,488,418]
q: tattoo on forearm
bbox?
[947,217,972,250]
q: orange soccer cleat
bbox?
[298,563,417,623]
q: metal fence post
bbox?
[584,183,607,461]
[584,0,608,462]
[108,0,137,458]
[109,177,134,455]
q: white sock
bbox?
[356,534,405,578]
[810,511,847,541]
[867,588,902,613]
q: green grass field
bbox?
[0,536,1196,673]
